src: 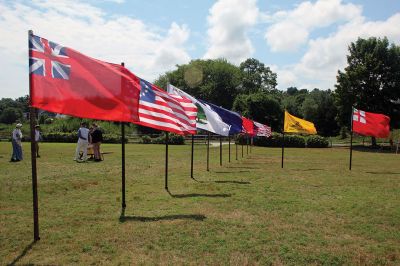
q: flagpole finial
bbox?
[28,30,33,35]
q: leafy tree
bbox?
[301,89,339,136]
[233,93,283,132]
[286,87,298,96]
[0,107,23,124]
[282,88,308,117]
[0,98,23,113]
[15,95,30,113]
[154,59,241,109]
[335,37,400,134]
[239,58,277,93]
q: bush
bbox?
[42,132,76,143]
[151,133,185,145]
[169,134,185,145]
[140,135,152,144]
[252,133,305,147]
[235,134,250,145]
[40,132,125,143]
[306,135,329,148]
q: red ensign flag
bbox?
[352,108,390,138]
[29,34,140,122]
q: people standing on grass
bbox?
[91,123,103,162]
[10,123,23,162]
[35,125,42,158]
[74,122,89,162]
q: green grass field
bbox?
[1,142,399,265]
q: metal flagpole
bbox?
[246,135,249,155]
[235,136,238,160]
[241,139,244,158]
[121,62,126,210]
[165,132,169,189]
[219,135,222,166]
[191,134,194,179]
[29,30,40,241]
[281,132,285,168]
[121,122,126,208]
[349,107,354,170]
[250,137,253,153]
[207,132,210,171]
[228,135,231,163]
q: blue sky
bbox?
[0,0,399,98]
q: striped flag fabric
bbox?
[253,121,272,137]
[135,79,197,135]
[167,84,231,136]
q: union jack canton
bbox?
[29,35,71,80]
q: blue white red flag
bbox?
[207,102,242,135]
[136,80,197,135]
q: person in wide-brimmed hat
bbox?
[10,123,23,162]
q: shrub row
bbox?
[236,133,329,148]
[140,134,185,145]
[39,132,125,143]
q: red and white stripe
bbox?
[254,121,272,137]
[137,85,197,135]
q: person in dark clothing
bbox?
[91,123,103,161]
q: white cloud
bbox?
[265,0,362,52]
[203,0,259,64]
[289,13,400,90]
[0,0,191,98]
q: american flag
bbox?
[137,79,197,135]
[254,121,272,137]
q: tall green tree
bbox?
[301,89,339,136]
[239,58,277,94]
[154,59,241,109]
[232,93,283,132]
[335,37,400,132]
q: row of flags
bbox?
[29,33,391,140]
[29,33,271,137]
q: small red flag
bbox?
[29,34,140,122]
[242,117,254,136]
[352,108,390,138]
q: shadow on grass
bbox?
[352,145,397,154]
[214,170,251,174]
[191,177,250,185]
[214,180,251,184]
[227,166,260,169]
[292,168,324,171]
[166,189,231,198]
[366,171,400,175]
[8,241,36,266]
[119,210,206,223]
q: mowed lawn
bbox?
[1,141,399,265]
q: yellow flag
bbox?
[284,111,317,134]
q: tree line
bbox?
[1,37,399,138]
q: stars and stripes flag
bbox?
[253,121,272,137]
[135,80,197,135]
[29,33,140,122]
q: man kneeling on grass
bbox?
[74,122,89,162]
